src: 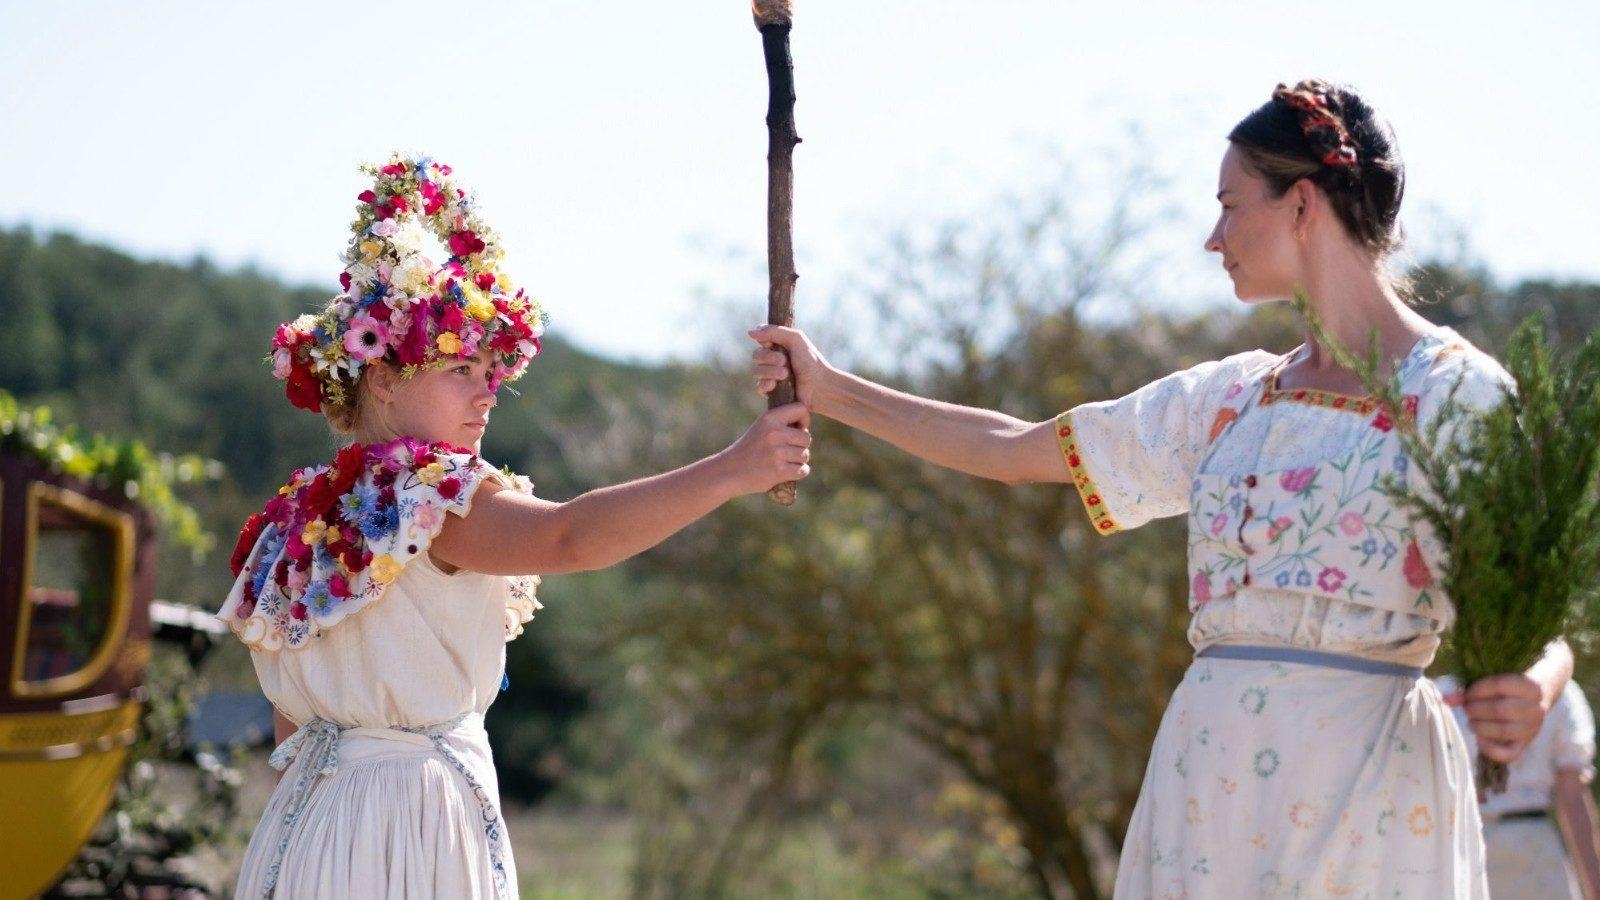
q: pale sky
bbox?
[2,1,1595,362]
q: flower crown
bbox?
[272,154,549,413]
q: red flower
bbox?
[374,202,395,221]
[475,272,497,291]
[330,444,365,495]
[390,194,409,214]
[303,472,340,518]
[1402,395,1419,416]
[236,592,256,618]
[491,330,521,355]
[438,303,465,334]
[1372,410,1394,432]
[380,163,407,177]
[1404,539,1433,588]
[290,602,308,621]
[230,513,268,576]
[438,476,462,500]
[339,271,353,292]
[448,230,486,257]
[1067,453,1082,468]
[397,315,431,366]
[342,546,371,573]
[286,363,323,412]
[357,189,378,204]
[368,300,392,322]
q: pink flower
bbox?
[272,347,294,379]
[380,162,408,177]
[343,313,392,362]
[1192,572,1213,605]
[457,320,485,356]
[437,476,463,501]
[1280,467,1317,494]
[1209,514,1229,536]
[1338,511,1365,536]
[396,315,432,366]
[1316,567,1347,593]
[411,501,442,532]
[1224,381,1244,400]
[329,573,350,599]
[448,230,486,257]
[420,180,446,215]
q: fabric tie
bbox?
[259,713,511,899]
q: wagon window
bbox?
[12,484,133,696]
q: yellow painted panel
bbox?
[0,701,140,900]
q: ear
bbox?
[365,360,400,404]
[1289,178,1319,240]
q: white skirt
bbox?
[234,714,514,899]
[1484,816,1581,900]
[1115,654,1486,898]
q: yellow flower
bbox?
[302,519,327,545]
[436,332,463,355]
[417,462,446,486]
[326,526,342,544]
[463,285,495,322]
[368,554,403,585]
[496,272,513,291]
[359,239,382,263]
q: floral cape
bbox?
[218,437,539,652]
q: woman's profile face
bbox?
[1204,144,1301,303]
[383,352,498,453]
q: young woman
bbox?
[750,80,1570,896]
[219,155,810,898]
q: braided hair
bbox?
[1228,78,1405,256]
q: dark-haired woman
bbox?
[750,79,1570,895]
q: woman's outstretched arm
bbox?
[750,325,1068,485]
[430,402,812,576]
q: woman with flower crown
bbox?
[218,155,811,898]
[750,80,1570,895]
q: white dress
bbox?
[216,439,539,899]
[1058,329,1509,898]
[1439,677,1597,899]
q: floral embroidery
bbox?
[1403,539,1433,588]
[1407,805,1434,836]
[1209,407,1239,443]
[1055,413,1119,534]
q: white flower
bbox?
[370,219,400,238]
[391,221,427,255]
[345,262,377,288]
[393,255,433,295]
[272,347,293,378]
[311,342,354,377]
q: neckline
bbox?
[1262,328,1445,403]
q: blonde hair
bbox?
[323,370,370,435]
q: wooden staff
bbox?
[753,0,800,506]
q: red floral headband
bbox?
[1274,82,1360,171]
